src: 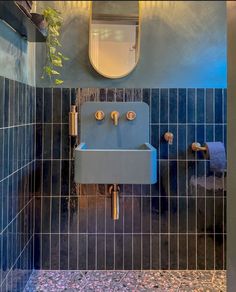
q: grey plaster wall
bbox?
[0,20,35,85]
[36,1,226,88]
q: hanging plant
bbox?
[41,7,69,85]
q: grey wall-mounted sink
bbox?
[74,102,157,185]
[75,142,157,184]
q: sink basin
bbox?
[74,102,157,185]
[74,142,157,184]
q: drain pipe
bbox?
[109,184,120,220]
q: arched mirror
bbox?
[89,1,140,79]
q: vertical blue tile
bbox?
[142,88,150,106]
[169,88,177,123]
[215,234,224,270]
[62,88,70,123]
[0,76,4,128]
[142,197,151,233]
[52,161,61,197]
[206,235,214,269]
[160,125,168,159]
[43,88,52,123]
[116,88,124,102]
[15,81,19,126]
[43,161,51,196]
[60,197,69,233]
[187,89,195,123]
[179,234,187,269]
[170,234,178,269]
[160,235,168,269]
[41,234,50,269]
[124,235,132,269]
[106,235,114,269]
[53,88,62,123]
[142,235,150,269]
[4,129,9,177]
[10,80,15,127]
[187,125,196,160]
[223,89,227,124]
[168,125,177,159]
[61,160,69,196]
[8,128,13,174]
[197,89,204,123]
[170,161,178,196]
[206,89,214,123]
[160,196,168,233]
[178,88,186,123]
[170,197,177,232]
[151,235,159,269]
[178,125,186,159]
[36,87,43,123]
[18,82,23,125]
[97,234,105,270]
[0,129,3,181]
[215,89,223,123]
[108,88,115,102]
[151,125,159,149]
[124,89,133,102]
[206,125,214,142]
[151,89,159,123]
[151,197,159,233]
[99,89,106,102]
[71,88,76,105]
[53,124,61,159]
[215,124,223,142]
[88,235,96,270]
[69,234,78,269]
[160,89,168,123]
[133,235,141,270]
[4,78,9,127]
[43,124,52,159]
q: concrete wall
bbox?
[0,20,35,85]
[36,1,226,88]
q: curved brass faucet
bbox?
[111,111,120,126]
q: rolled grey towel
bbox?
[205,142,226,173]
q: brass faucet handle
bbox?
[164,132,174,145]
[95,110,105,121]
[111,111,120,126]
[126,111,136,121]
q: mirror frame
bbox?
[89,1,141,79]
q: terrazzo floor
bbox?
[24,270,226,292]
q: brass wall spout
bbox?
[111,111,120,126]
[109,184,120,220]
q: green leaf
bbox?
[58,52,69,61]
[52,59,62,67]
[51,70,60,75]
[55,79,64,85]
[49,47,56,54]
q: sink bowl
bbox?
[74,142,157,184]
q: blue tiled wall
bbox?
[0,76,35,291]
[34,87,226,270]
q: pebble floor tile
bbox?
[24,270,226,291]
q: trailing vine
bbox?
[41,7,69,85]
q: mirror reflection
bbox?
[89,1,140,78]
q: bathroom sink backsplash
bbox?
[34,87,226,270]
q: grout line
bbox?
[0,197,34,235]
[0,234,34,288]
